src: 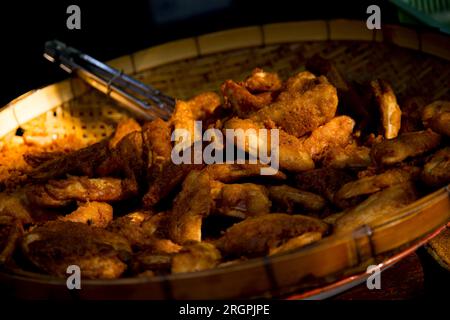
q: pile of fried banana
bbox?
[0,55,449,279]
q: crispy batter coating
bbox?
[322,144,371,169]
[0,215,23,264]
[221,80,274,117]
[212,182,271,219]
[171,92,221,148]
[169,171,212,244]
[334,167,420,208]
[268,185,326,213]
[205,163,286,182]
[334,182,417,235]
[216,213,328,257]
[300,116,355,161]
[22,221,131,279]
[244,68,282,93]
[60,202,113,228]
[171,242,221,274]
[371,130,441,166]
[142,118,172,177]
[421,147,450,187]
[278,130,315,172]
[224,118,314,172]
[370,79,402,139]
[250,71,338,137]
[422,100,450,137]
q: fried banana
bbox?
[334,182,417,235]
[168,171,212,244]
[370,79,402,139]
[334,167,420,208]
[422,100,450,137]
[300,116,355,161]
[60,201,113,228]
[421,147,450,187]
[171,242,221,274]
[268,185,326,213]
[250,71,338,137]
[22,221,131,279]
[216,213,328,257]
[212,182,271,218]
[371,130,441,166]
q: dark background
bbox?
[0,0,403,106]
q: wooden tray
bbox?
[0,20,449,299]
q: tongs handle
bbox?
[44,40,175,120]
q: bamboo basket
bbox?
[0,20,449,299]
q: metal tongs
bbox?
[44,40,175,120]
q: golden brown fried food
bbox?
[212,182,271,219]
[334,167,419,208]
[0,192,33,224]
[299,116,355,161]
[216,213,328,258]
[205,163,286,182]
[322,144,371,169]
[269,232,322,255]
[142,118,172,176]
[60,202,113,228]
[421,147,450,187]
[268,185,326,213]
[370,79,402,139]
[371,129,441,166]
[250,71,338,137]
[107,211,153,247]
[29,139,111,182]
[169,171,212,244]
[277,130,315,172]
[295,168,354,204]
[44,176,132,203]
[109,118,142,149]
[244,68,282,93]
[223,118,314,172]
[221,80,273,117]
[0,215,23,264]
[422,100,450,137]
[334,182,417,235]
[22,221,131,279]
[143,162,204,207]
[172,242,221,274]
[171,92,221,148]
